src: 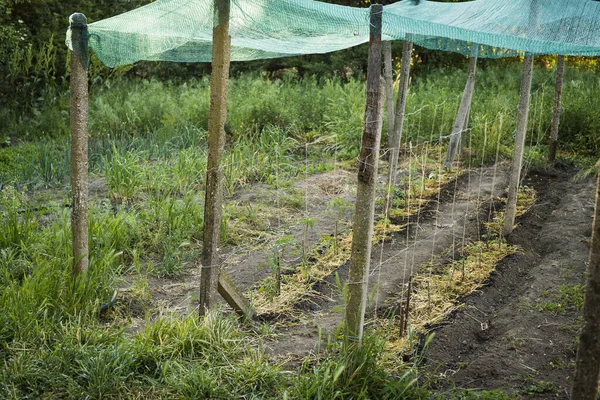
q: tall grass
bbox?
[1,61,599,398]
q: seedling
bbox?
[327,197,350,255]
[299,216,316,271]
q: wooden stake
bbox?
[200,0,231,316]
[69,13,89,275]
[218,272,255,319]
[571,171,600,399]
[444,53,478,169]
[502,55,534,237]
[383,41,395,147]
[549,55,565,162]
[387,40,413,188]
[346,4,384,342]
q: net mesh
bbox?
[67,0,600,67]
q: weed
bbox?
[521,380,557,395]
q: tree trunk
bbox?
[444,54,477,169]
[549,55,565,162]
[387,40,413,188]
[502,55,534,237]
[571,171,600,399]
[346,4,384,342]
[69,13,89,276]
[200,0,231,316]
[384,41,394,148]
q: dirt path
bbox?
[118,158,595,396]
[424,168,596,398]
[262,163,512,360]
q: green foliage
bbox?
[296,332,420,399]
[0,186,37,249]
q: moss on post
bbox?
[200,0,231,316]
[69,13,89,276]
[346,4,384,342]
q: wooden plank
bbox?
[218,271,255,319]
[69,13,89,275]
[346,4,384,342]
[200,0,231,315]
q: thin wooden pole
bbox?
[502,55,534,237]
[346,4,384,341]
[571,171,600,399]
[69,13,89,275]
[383,41,395,147]
[549,55,565,162]
[387,40,413,188]
[200,0,231,316]
[444,53,477,169]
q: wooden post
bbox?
[502,55,534,237]
[549,55,565,162]
[504,0,539,236]
[444,53,478,169]
[387,40,413,187]
[571,171,600,399]
[69,13,89,275]
[383,41,394,147]
[346,4,384,341]
[200,0,231,316]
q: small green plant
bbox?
[299,216,316,272]
[272,235,295,296]
[521,380,557,395]
[327,197,350,255]
[0,185,37,249]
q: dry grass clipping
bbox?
[374,186,537,359]
[389,153,464,219]
[251,222,404,315]
[484,185,537,237]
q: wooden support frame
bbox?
[387,40,413,188]
[502,55,534,237]
[346,4,384,341]
[199,0,253,318]
[383,41,395,146]
[69,13,89,276]
[68,4,252,317]
[444,51,478,169]
[549,54,565,162]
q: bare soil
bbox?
[123,160,596,398]
[424,167,596,398]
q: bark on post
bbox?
[200,0,231,316]
[383,41,395,147]
[69,13,89,275]
[571,171,600,399]
[502,55,534,237]
[387,40,413,187]
[444,53,478,169]
[549,55,565,162]
[346,4,384,341]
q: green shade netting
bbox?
[384,0,600,58]
[69,0,600,67]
